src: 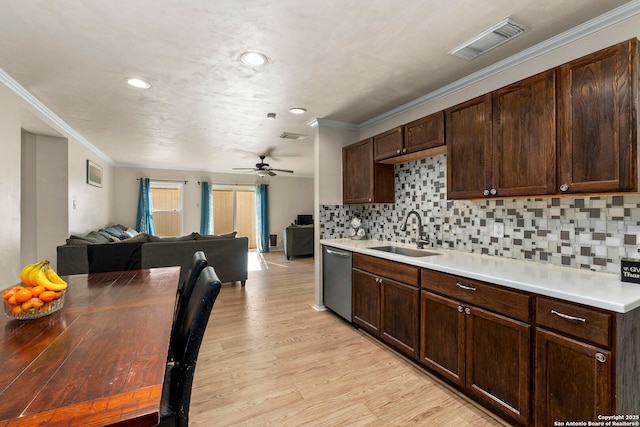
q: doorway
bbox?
[212,187,256,249]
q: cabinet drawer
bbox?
[421,269,531,323]
[353,253,419,286]
[536,297,611,348]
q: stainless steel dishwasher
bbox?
[322,245,352,321]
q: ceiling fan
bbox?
[232,155,294,176]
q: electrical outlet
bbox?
[493,222,504,238]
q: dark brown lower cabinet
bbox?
[352,268,381,335]
[352,254,420,359]
[421,290,531,426]
[535,328,612,426]
[381,279,419,359]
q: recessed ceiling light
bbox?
[289,107,306,115]
[266,112,276,120]
[240,52,268,66]
[126,78,151,89]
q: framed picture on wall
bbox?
[87,160,103,187]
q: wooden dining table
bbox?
[0,266,180,427]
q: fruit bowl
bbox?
[2,287,66,320]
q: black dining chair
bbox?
[158,266,222,427]
[167,251,208,362]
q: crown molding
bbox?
[360,0,640,129]
[0,67,113,164]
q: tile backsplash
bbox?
[319,154,640,274]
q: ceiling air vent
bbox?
[280,132,307,140]
[449,18,528,60]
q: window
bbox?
[150,182,184,237]
[212,186,256,249]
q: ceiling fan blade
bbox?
[268,171,277,176]
[232,167,257,171]
[270,168,294,173]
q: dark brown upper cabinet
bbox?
[493,69,557,197]
[446,94,493,199]
[342,138,394,204]
[447,70,556,199]
[373,126,404,161]
[374,112,445,163]
[557,38,638,194]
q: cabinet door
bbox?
[404,111,444,153]
[420,291,465,386]
[558,38,638,193]
[352,268,381,335]
[446,94,492,199]
[466,306,531,425]
[374,127,403,161]
[343,139,375,204]
[381,279,419,359]
[535,328,612,427]
[493,70,556,197]
[343,138,395,204]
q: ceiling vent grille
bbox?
[449,18,528,60]
[279,132,307,140]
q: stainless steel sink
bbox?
[369,245,441,257]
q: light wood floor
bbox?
[190,252,512,426]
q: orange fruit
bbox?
[52,291,63,300]
[9,306,23,316]
[2,286,23,301]
[14,289,33,303]
[30,285,45,297]
[39,291,56,303]
[7,294,20,306]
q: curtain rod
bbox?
[197,181,258,186]
[137,178,188,184]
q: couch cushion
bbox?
[193,231,237,240]
[148,235,178,242]
[176,233,197,241]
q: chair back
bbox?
[168,266,221,426]
[174,251,207,324]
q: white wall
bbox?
[111,166,313,249]
[20,132,69,269]
[0,84,23,280]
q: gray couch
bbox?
[283,224,314,259]
[57,228,248,285]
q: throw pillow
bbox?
[120,232,150,243]
[148,235,178,242]
[124,228,139,238]
[176,233,197,241]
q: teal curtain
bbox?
[256,184,269,253]
[136,178,155,235]
[200,181,213,235]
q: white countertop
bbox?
[320,238,640,313]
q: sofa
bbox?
[283,224,314,260]
[56,225,248,286]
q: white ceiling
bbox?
[0,0,636,177]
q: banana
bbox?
[36,265,68,292]
[20,260,47,285]
[44,264,67,286]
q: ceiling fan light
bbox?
[266,112,276,120]
[257,170,270,177]
[289,107,306,114]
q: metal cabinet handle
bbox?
[595,353,606,363]
[458,306,463,313]
[456,282,477,291]
[464,307,471,315]
[483,189,490,196]
[326,249,350,257]
[560,184,569,192]
[490,188,497,195]
[396,149,401,154]
[551,310,586,323]
[402,148,407,153]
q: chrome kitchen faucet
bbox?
[401,210,429,249]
